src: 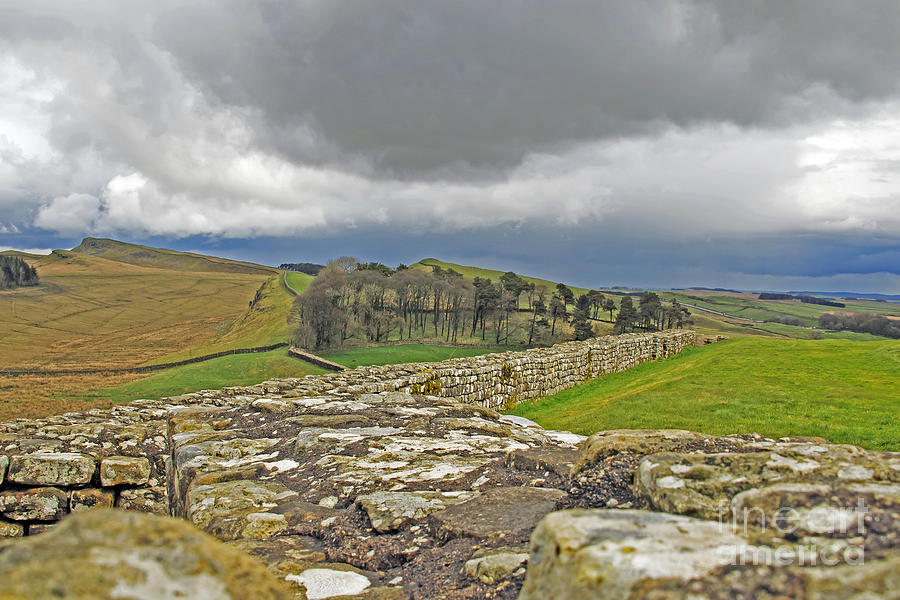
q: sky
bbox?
[2,1,900,293]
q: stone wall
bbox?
[311,330,696,411]
[0,330,695,537]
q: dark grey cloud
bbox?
[153,0,900,175]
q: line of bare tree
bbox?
[292,258,692,351]
[293,258,553,350]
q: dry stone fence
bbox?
[0,329,896,599]
[0,331,693,536]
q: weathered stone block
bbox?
[0,519,24,537]
[7,452,95,486]
[0,509,293,599]
[519,509,749,600]
[186,480,298,530]
[117,486,168,514]
[0,455,8,485]
[429,486,566,540]
[26,522,56,535]
[0,487,68,521]
[356,490,478,533]
[70,488,115,512]
[464,549,528,584]
[99,455,151,486]
[635,444,897,520]
[207,511,290,541]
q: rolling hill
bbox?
[73,237,275,275]
[411,258,900,341]
[411,258,593,298]
[0,239,316,420]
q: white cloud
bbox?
[25,117,900,240]
[34,193,101,234]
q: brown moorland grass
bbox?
[0,246,303,419]
[0,372,146,421]
[0,251,273,369]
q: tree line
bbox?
[292,258,693,351]
[0,256,39,290]
[293,258,546,350]
[612,292,693,334]
[819,312,900,339]
[759,292,845,308]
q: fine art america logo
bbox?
[715,498,869,566]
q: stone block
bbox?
[356,490,478,533]
[27,522,56,535]
[117,486,168,514]
[519,509,749,600]
[0,487,68,521]
[99,455,151,486]
[70,488,115,512]
[186,480,297,530]
[429,486,566,541]
[464,549,528,584]
[7,452,96,486]
[0,519,24,537]
[0,455,8,485]
[0,509,294,599]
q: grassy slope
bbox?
[0,251,273,369]
[509,338,900,450]
[66,348,327,406]
[0,243,305,419]
[73,237,275,275]
[319,344,508,368]
[156,271,313,362]
[284,271,314,295]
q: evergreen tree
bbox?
[0,256,39,290]
[614,296,637,333]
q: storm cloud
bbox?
[1,0,899,290]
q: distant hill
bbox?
[73,238,275,275]
[411,258,595,297]
[0,238,306,420]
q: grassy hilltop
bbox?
[411,258,593,300]
[73,237,274,275]
[0,240,321,419]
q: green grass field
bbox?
[753,321,883,341]
[319,344,510,367]
[509,338,900,451]
[665,291,900,327]
[67,349,328,406]
[284,271,314,295]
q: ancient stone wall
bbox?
[314,330,696,411]
[0,330,694,536]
